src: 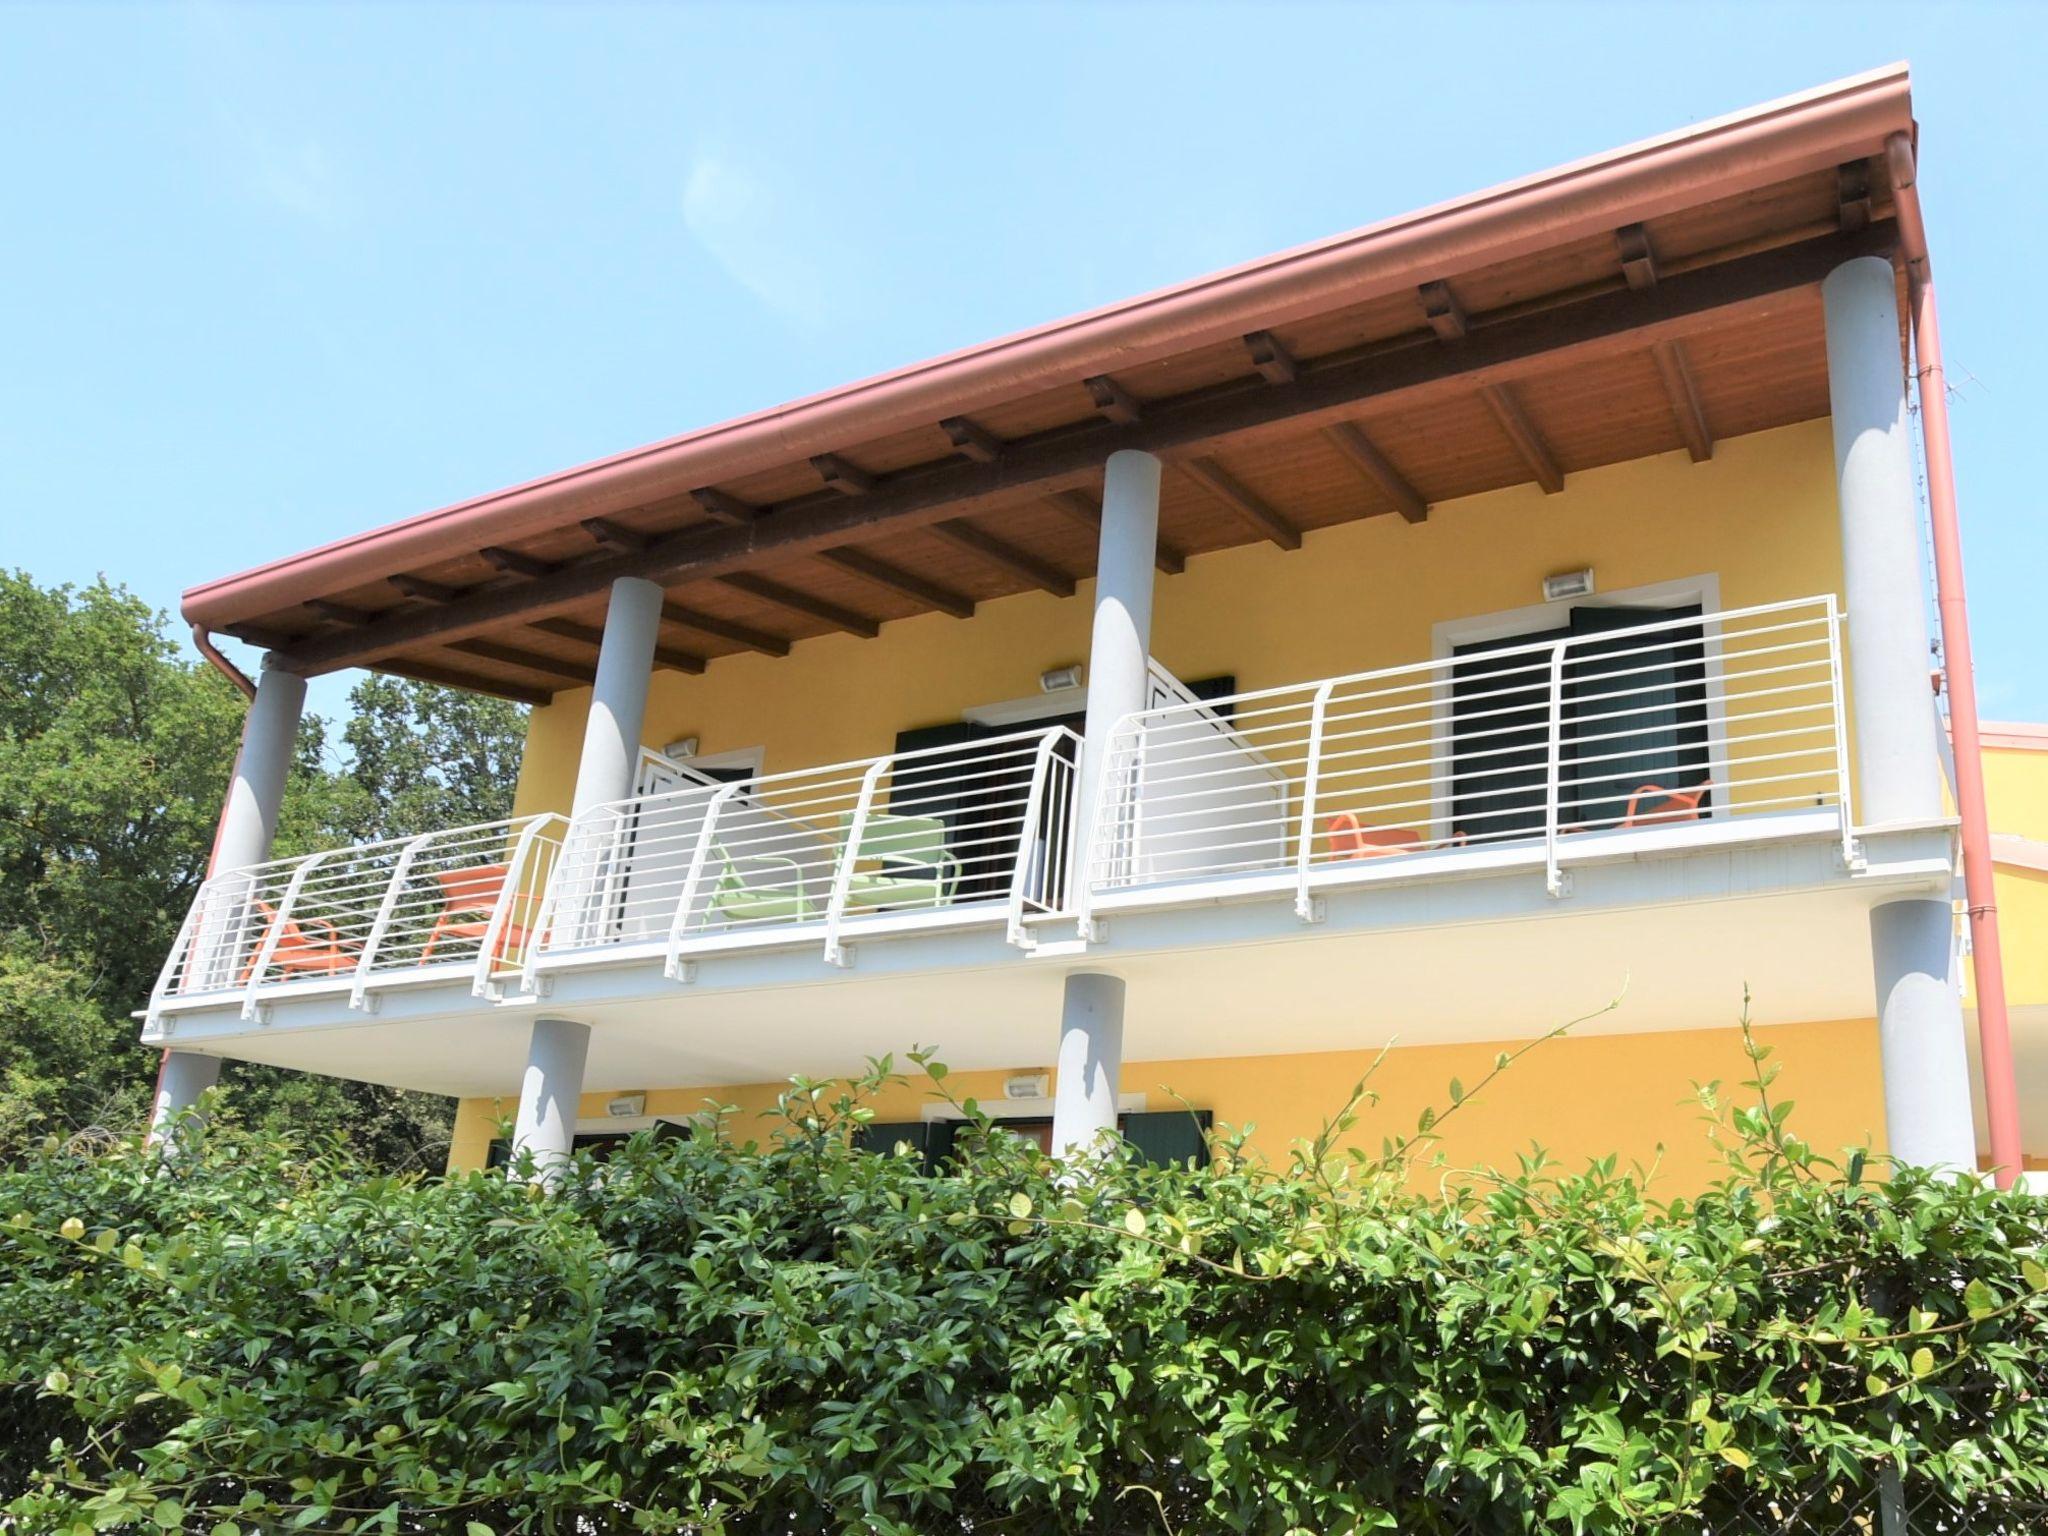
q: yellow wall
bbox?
[470,421,1875,1187]
[1981,740,2048,1009]
[448,1017,1886,1191]
[513,419,1847,821]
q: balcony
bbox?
[146,596,1954,1074]
[1084,595,1857,921]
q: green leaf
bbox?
[466,1524,495,1536]
[1124,1208,1147,1237]
[2022,1257,2048,1293]
[1718,1445,1752,1470]
[1008,1192,1032,1220]
[1965,1278,1996,1319]
[1911,1346,1936,1378]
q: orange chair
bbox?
[1618,779,1713,828]
[236,901,358,984]
[420,863,532,964]
[1325,812,1424,859]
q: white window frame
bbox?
[1426,573,1732,842]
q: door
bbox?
[1449,607,1710,841]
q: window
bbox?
[1449,605,1711,841]
[855,1110,1214,1170]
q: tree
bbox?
[0,571,527,1168]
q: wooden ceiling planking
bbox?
[1439,230,1629,318]
[1264,290,1425,368]
[258,212,1893,680]
[1640,171,1850,267]
[1504,350,1682,472]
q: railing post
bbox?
[350,833,436,1012]
[1006,729,1061,949]
[239,850,334,1021]
[1543,642,1570,899]
[524,807,605,988]
[664,783,741,980]
[471,815,560,998]
[1826,594,1861,870]
[145,893,206,1032]
[1293,679,1338,921]
[1075,719,1137,941]
[823,758,890,968]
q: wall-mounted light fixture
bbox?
[1038,664,1083,694]
[1542,568,1596,603]
[1004,1072,1051,1101]
[606,1093,648,1119]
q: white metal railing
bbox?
[1085,597,1852,913]
[148,814,565,1023]
[529,725,1083,976]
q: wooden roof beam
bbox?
[373,658,551,706]
[930,520,1075,598]
[717,571,880,639]
[691,488,760,526]
[388,574,464,605]
[1650,339,1713,463]
[306,598,373,626]
[818,547,975,620]
[450,638,596,684]
[660,602,789,658]
[582,516,650,552]
[812,453,876,496]
[269,226,1893,675]
[480,545,558,579]
[1616,224,1659,291]
[1043,491,1186,575]
[1321,422,1427,524]
[1243,330,1298,384]
[1084,374,1142,424]
[1479,383,1563,494]
[1178,457,1302,550]
[1837,161,1873,232]
[940,416,1004,464]
[531,617,706,674]
[1419,280,1468,341]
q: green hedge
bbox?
[3,1036,2045,1535]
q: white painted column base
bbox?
[510,1016,591,1185]
[1051,972,1125,1159]
[1870,897,1977,1172]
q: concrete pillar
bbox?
[215,662,310,874]
[149,1051,222,1147]
[150,661,306,1142]
[1823,255,1945,827]
[1075,450,1162,881]
[1051,972,1125,1159]
[1871,898,1977,1172]
[509,1015,591,1184]
[571,576,665,818]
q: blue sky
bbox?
[5,2,2045,724]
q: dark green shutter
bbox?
[854,1120,930,1158]
[1122,1109,1213,1168]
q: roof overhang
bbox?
[185,64,1918,702]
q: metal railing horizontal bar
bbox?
[1083,596,1852,911]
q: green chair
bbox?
[705,845,815,924]
[839,814,962,911]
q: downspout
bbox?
[191,624,257,702]
[1885,131,2025,1189]
[151,628,261,1136]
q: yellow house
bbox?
[149,65,2038,1193]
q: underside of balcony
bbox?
[144,814,1953,1099]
